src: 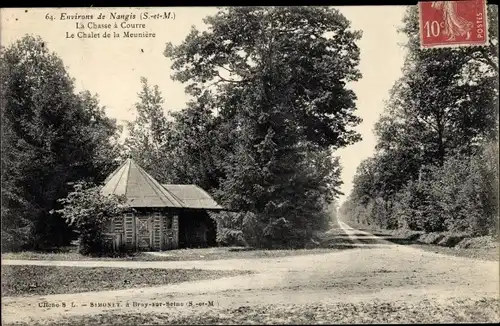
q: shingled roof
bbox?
[162,184,224,210]
[101,158,184,208]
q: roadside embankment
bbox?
[340,221,499,261]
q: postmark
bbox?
[419,0,488,49]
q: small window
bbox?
[166,216,172,229]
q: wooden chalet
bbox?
[100,158,224,251]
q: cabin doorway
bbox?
[178,210,217,248]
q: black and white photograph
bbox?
[1,4,499,325]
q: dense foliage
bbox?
[1,36,123,251]
[340,6,499,236]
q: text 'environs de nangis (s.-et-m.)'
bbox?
[46,11,176,39]
[58,12,175,21]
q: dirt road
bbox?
[2,222,499,324]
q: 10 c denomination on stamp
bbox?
[419,0,488,49]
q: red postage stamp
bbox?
[419,0,488,48]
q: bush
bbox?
[396,180,445,233]
[427,144,498,236]
[456,236,498,249]
[392,229,424,241]
[418,232,445,244]
[210,211,250,247]
[216,227,247,247]
[53,181,129,256]
[437,233,470,247]
[77,223,108,256]
[1,229,27,253]
[393,142,498,236]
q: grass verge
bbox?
[343,221,499,261]
[409,244,499,261]
[1,265,252,297]
[2,246,347,262]
[7,297,499,325]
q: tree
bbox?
[1,35,121,250]
[165,7,362,149]
[124,80,226,192]
[164,7,362,247]
[124,77,172,182]
[167,91,227,192]
[342,6,499,235]
[73,91,125,182]
[387,6,498,166]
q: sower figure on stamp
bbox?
[431,1,473,41]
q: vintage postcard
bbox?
[1,5,499,325]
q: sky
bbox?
[2,6,408,205]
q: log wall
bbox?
[109,210,180,251]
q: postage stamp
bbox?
[419,0,488,49]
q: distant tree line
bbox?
[2,7,362,251]
[339,6,499,237]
